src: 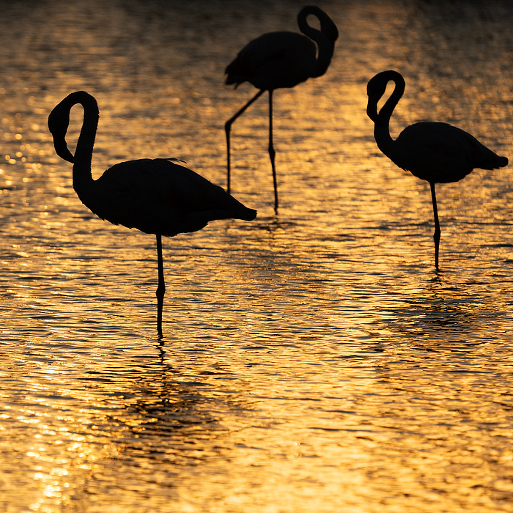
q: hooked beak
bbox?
[48,104,74,163]
[366,98,378,122]
[52,136,74,163]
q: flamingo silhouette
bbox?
[48,91,257,337]
[366,70,508,270]
[225,5,338,213]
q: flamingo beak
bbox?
[48,105,74,163]
[52,137,74,163]
[366,99,378,122]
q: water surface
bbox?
[1,0,513,511]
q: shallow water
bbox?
[1,0,513,511]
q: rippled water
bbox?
[2,0,513,511]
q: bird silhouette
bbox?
[48,91,257,337]
[224,5,338,213]
[366,70,508,270]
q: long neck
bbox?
[72,92,99,195]
[297,6,338,78]
[373,74,405,158]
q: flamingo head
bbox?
[366,73,389,122]
[366,98,379,123]
[48,101,74,163]
[366,70,404,123]
[300,6,339,43]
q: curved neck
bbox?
[71,92,99,193]
[372,73,405,157]
[297,6,338,78]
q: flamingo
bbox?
[224,5,338,213]
[366,70,508,270]
[48,91,257,337]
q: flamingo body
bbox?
[225,31,317,90]
[389,121,507,184]
[48,91,256,336]
[366,70,508,269]
[86,158,255,237]
[225,6,338,212]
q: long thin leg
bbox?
[268,89,278,214]
[430,182,441,271]
[156,234,165,338]
[225,89,265,194]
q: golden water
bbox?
[1,0,513,511]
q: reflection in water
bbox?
[1,0,513,512]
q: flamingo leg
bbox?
[268,89,278,214]
[156,234,165,338]
[430,182,441,271]
[225,89,265,194]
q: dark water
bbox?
[1,0,513,511]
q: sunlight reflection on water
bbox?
[1,0,513,512]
